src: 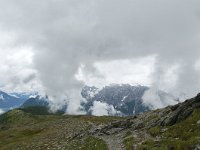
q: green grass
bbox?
[81,136,108,150]
[123,130,135,150]
[140,108,200,150]
[69,115,124,125]
[20,106,65,115]
[0,109,36,125]
[148,126,161,137]
[0,108,117,149]
[1,106,200,150]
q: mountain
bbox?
[0,91,20,108]
[1,84,176,116]
[0,91,36,112]
[81,84,177,115]
[0,91,26,110]
[0,92,200,149]
[21,96,67,114]
[21,96,49,108]
[9,92,38,101]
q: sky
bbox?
[0,0,200,113]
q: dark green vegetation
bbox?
[123,131,135,150]
[0,107,120,150]
[0,94,200,150]
[141,109,200,149]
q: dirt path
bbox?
[99,134,124,150]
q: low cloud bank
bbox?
[142,87,179,109]
[90,101,120,116]
[0,109,5,115]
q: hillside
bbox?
[21,96,49,108]
[0,93,200,150]
[0,91,27,110]
[0,91,36,112]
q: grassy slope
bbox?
[0,107,121,150]
[0,105,200,150]
[141,109,200,150]
[123,108,200,150]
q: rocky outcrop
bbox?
[160,93,200,126]
[90,93,200,136]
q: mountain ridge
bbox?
[0,84,178,117]
[0,92,200,149]
[81,84,177,116]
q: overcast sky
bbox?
[0,0,200,113]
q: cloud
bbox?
[0,45,42,92]
[0,109,5,115]
[142,87,179,109]
[0,0,200,113]
[76,55,156,88]
[90,101,119,116]
[23,73,36,84]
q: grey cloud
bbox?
[23,73,36,84]
[0,0,200,112]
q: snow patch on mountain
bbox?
[8,94,20,99]
[0,95,5,101]
[121,96,128,102]
[29,94,38,99]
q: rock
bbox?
[131,120,145,130]
[168,145,175,150]
[161,128,168,133]
[193,103,200,108]
[132,144,138,150]
[170,104,179,111]
[103,128,124,135]
[195,144,200,150]
[154,143,160,147]
[177,107,193,121]
[161,106,193,126]
[161,110,182,126]
[196,93,200,99]
[197,120,200,125]
[189,129,194,132]
[111,120,123,128]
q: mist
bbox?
[0,0,200,113]
[90,101,119,116]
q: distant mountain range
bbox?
[0,84,178,116]
[81,84,149,115]
[0,91,37,112]
[81,84,178,115]
[21,95,49,108]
